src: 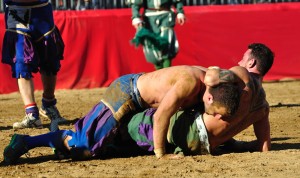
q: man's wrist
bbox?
[177,13,185,19]
[132,18,142,26]
[154,147,166,159]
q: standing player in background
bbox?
[1,0,66,131]
[128,0,186,70]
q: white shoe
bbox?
[13,113,43,129]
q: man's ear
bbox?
[248,58,256,68]
[207,93,214,104]
[214,113,223,119]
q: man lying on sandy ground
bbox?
[3,43,274,163]
[3,66,242,164]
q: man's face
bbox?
[202,87,227,117]
[238,49,252,67]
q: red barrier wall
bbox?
[1,3,300,94]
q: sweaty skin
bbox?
[137,66,207,156]
[203,66,270,152]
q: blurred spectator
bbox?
[128,0,186,70]
[0,0,298,12]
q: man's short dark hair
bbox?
[209,83,241,117]
[248,43,274,76]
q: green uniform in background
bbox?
[128,0,185,70]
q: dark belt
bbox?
[132,74,145,110]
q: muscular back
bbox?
[137,65,206,109]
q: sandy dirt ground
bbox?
[0,80,299,178]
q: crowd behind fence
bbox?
[0,0,299,11]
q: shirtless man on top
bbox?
[128,43,274,156]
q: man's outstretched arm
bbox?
[219,107,271,153]
[152,79,197,158]
[253,107,271,152]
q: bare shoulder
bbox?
[158,66,204,80]
[229,66,248,73]
[140,66,198,85]
[140,66,205,88]
[179,66,206,85]
[229,66,250,81]
[165,66,205,92]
